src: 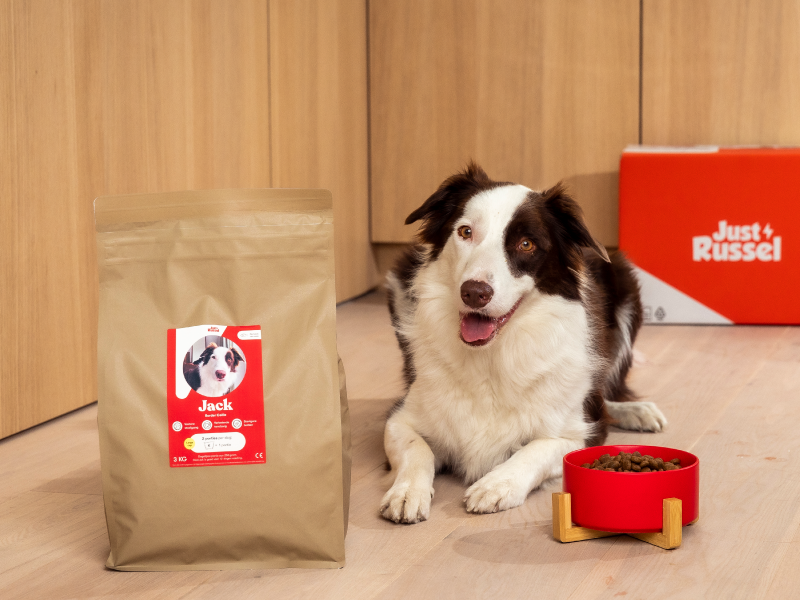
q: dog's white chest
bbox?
[404,299,595,482]
[411,376,584,480]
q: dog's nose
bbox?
[215,370,226,378]
[460,280,494,309]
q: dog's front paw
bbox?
[380,480,434,524]
[612,401,668,432]
[463,473,528,514]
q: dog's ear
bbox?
[405,162,497,246]
[194,343,218,365]
[541,183,609,262]
[231,347,244,368]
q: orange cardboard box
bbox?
[619,146,799,324]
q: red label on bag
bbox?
[167,325,265,467]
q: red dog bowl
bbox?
[562,445,699,533]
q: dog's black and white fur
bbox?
[381,164,667,523]
[185,343,244,397]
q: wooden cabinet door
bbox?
[369,0,640,247]
[0,0,374,440]
[270,0,378,303]
[642,0,800,146]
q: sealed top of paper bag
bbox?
[94,188,332,230]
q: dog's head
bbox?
[194,343,245,385]
[406,162,608,347]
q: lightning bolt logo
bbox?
[764,223,773,239]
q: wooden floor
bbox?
[2,290,800,599]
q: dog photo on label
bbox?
[183,337,246,397]
[380,163,667,523]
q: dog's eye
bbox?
[518,239,536,253]
[457,226,472,240]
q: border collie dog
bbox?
[186,343,244,397]
[381,163,667,523]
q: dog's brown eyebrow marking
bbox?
[404,162,512,259]
[194,343,218,365]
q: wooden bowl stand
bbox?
[552,492,697,550]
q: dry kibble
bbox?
[581,451,682,473]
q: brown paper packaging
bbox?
[95,189,350,571]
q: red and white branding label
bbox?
[167,325,265,468]
[620,147,800,324]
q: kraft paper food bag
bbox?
[95,189,350,570]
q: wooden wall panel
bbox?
[369,0,640,246]
[102,0,272,195]
[269,0,378,301]
[1,0,375,439]
[191,0,272,189]
[0,4,19,439]
[0,0,97,439]
[0,1,273,440]
[642,0,800,146]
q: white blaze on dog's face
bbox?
[446,185,535,346]
[205,347,236,384]
[403,163,609,349]
[195,343,244,396]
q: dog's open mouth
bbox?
[460,298,522,346]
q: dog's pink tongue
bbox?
[460,313,497,343]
